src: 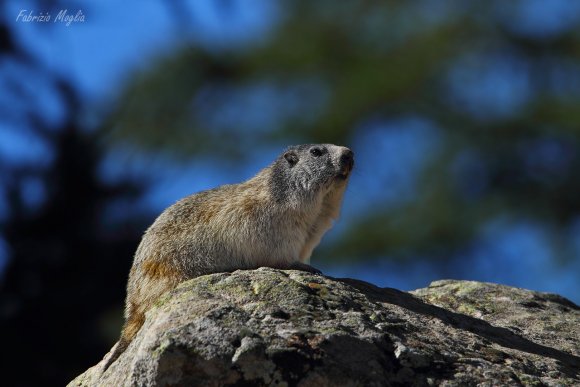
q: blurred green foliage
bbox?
[108,0,580,262]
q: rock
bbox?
[69,269,580,386]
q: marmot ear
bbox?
[284,151,298,167]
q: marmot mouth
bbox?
[337,163,353,180]
[337,152,354,180]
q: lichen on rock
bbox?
[69,269,580,386]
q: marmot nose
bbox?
[340,149,354,170]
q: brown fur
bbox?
[121,306,145,343]
[195,203,219,224]
[141,259,183,281]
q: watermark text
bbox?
[16,9,85,27]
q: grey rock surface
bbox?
[69,268,580,386]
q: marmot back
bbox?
[103,143,354,371]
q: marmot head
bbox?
[269,144,354,204]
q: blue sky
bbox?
[1,0,579,302]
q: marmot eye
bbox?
[310,148,322,157]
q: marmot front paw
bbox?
[289,262,323,275]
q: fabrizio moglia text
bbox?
[16,9,85,27]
